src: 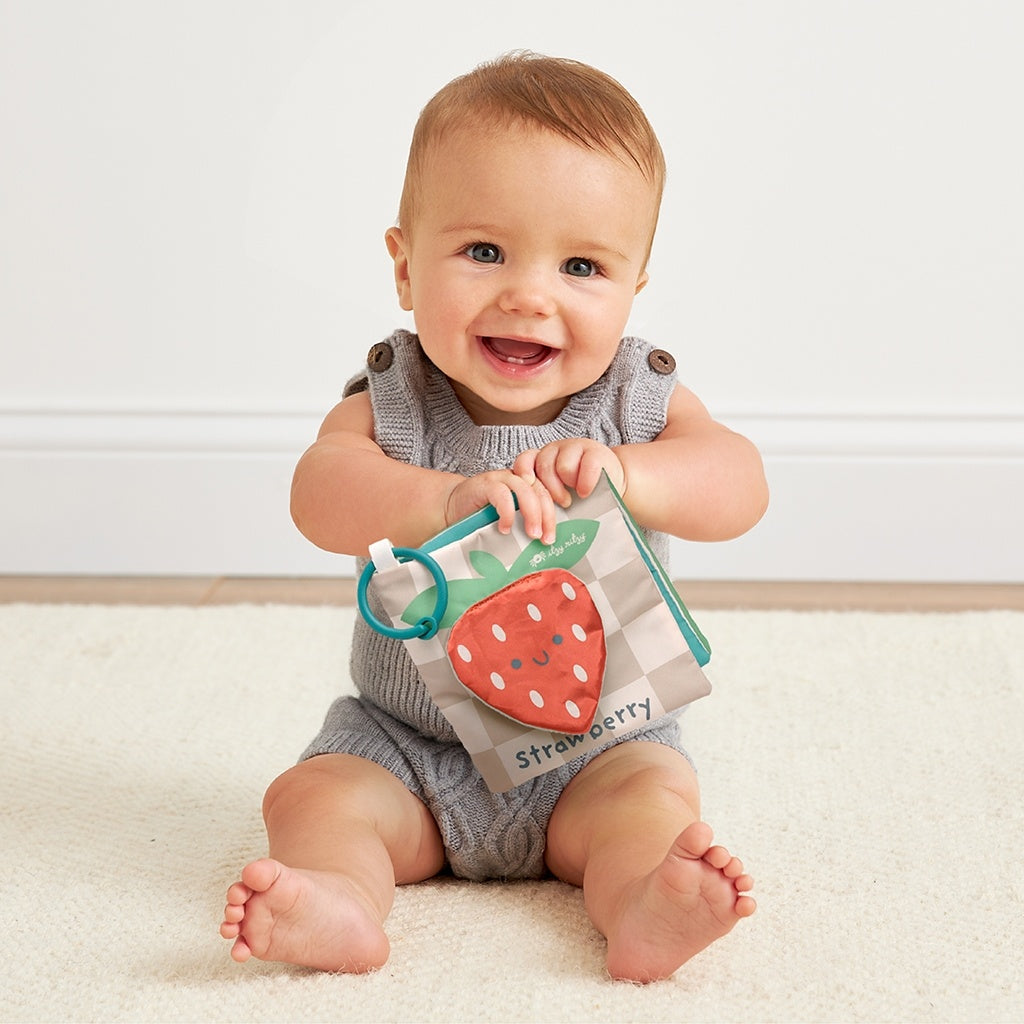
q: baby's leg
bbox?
[220,753,444,972]
[545,742,755,983]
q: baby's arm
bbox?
[291,391,559,555]
[514,385,768,543]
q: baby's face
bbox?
[386,125,658,426]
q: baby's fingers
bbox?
[487,482,521,536]
[508,475,558,545]
[528,448,575,508]
[512,449,540,483]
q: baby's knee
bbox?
[580,742,699,809]
[262,759,321,823]
[261,753,411,827]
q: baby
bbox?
[221,51,768,983]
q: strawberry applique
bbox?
[446,569,606,732]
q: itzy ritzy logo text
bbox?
[527,531,591,570]
[513,696,653,769]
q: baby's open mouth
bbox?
[482,337,553,366]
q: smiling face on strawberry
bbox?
[446,569,606,732]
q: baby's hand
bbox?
[444,470,559,544]
[513,440,626,509]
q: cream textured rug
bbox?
[2,603,1022,1024]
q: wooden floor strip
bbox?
[0,576,1020,610]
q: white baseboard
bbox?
[2,408,1022,581]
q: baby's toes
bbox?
[226,881,252,905]
[222,901,245,924]
[735,893,757,918]
[720,854,746,880]
[702,845,735,871]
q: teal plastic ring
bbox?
[357,547,449,640]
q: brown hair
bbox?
[397,52,665,246]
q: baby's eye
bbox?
[562,257,598,278]
[465,242,503,264]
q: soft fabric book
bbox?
[358,473,713,792]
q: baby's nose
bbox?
[497,268,557,317]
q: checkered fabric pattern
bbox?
[367,478,712,792]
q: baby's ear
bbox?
[634,269,650,295]
[385,227,414,311]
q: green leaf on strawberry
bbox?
[468,549,509,584]
[400,517,599,630]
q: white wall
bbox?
[2,0,1022,581]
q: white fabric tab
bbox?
[368,538,399,572]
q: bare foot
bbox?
[220,858,390,973]
[604,821,755,982]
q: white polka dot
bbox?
[572,623,587,642]
[491,624,506,641]
[457,645,472,663]
[529,689,545,708]
[527,603,542,621]
[561,581,577,600]
[573,664,588,682]
[490,672,506,690]
[565,700,581,719]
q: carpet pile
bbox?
[2,603,1022,1023]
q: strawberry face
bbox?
[446,569,606,732]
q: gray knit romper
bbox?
[301,330,690,880]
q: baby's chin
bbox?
[449,377,569,427]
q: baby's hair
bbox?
[397,51,665,238]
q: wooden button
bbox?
[647,349,676,374]
[367,342,394,372]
